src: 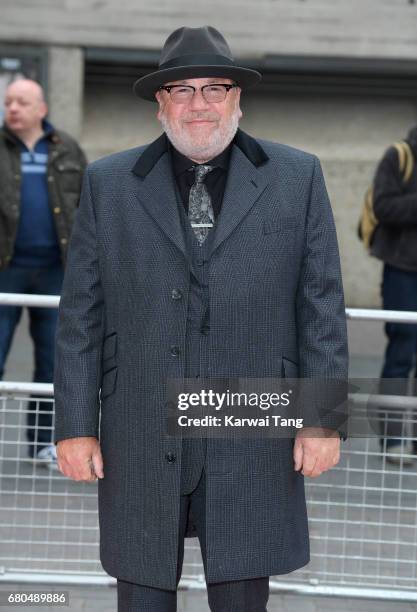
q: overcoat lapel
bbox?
[131,130,270,260]
[132,137,187,259]
[209,144,269,257]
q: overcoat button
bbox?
[165,452,176,463]
[171,289,182,300]
[170,345,180,357]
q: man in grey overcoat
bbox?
[54,26,348,612]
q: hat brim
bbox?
[133,65,262,101]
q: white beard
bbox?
[160,107,240,162]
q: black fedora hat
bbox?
[133,26,262,102]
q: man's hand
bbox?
[56,437,104,482]
[293,427,340,477]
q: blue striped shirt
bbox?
[12,120,61,267]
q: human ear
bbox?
[155,91,165,120]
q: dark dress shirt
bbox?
[169,140,233,218]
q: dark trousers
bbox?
[379,263,417,447]
[0,262,64,456]
[117,468,270,612]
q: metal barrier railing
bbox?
[2,292,417,323]
[1,293,417,601]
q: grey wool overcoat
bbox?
[54,128,348,590]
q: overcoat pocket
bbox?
[263,212,299,234]
[282,356,299,378]
[100,366,117,399]
[103,332,117,362]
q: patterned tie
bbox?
[188,164,215,245]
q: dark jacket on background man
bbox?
[0,123,87,270]
[371,126,417,271]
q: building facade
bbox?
[1,0,417,306]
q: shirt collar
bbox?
[3,118,55,148]
[42,118,55,137]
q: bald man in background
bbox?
[0,79,87,469]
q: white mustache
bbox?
[184,115,219,122]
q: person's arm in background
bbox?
[54,166,104,482]
[373,146,417,225]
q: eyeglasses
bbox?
[158,83,238,104]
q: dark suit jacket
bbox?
[54,129,348,590]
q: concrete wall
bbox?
[82,81,417,308]
[47,46,84,140]
[2,0,417,60]
[2,1,417,307]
